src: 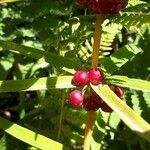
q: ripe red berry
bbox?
[83,98,100,112]
[89,68,104,85]
[108,0,122,4]
[76,0,128,14]
[90,90,103,105]
[109,85,124,98]
[101,103,113,113]
[68,90,84,107]
[114,86,124,98]
[73,70,89,86]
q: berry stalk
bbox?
[83,14,104,150]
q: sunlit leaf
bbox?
[0,0,19,3]
[91,84,150,142]
[0,76,75,92]
[0,117,63,150]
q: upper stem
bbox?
[83,14,104,150]
[91,15,104,68]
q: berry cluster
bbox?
[76,0,128,14]
[68,68,124,113]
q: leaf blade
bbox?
[106,75,150,92]
[0,117,63,150]
[0,76,75,92]
[0,40,44,59]
[0,0,19,3]
[0,40,80,69]
[101,44,142,75]
[91,84,150,142]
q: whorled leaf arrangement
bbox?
[0,32,150,147]
[0,0,150,149]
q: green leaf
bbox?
[0,40,44,59]
[0,117,62,150]
[110,11,150,31]
[106,75,150,92]
[0,40,80,69]
[91,84,150,142]
[101,44,142,75]
[0,76,75,92]
[44,51,81,69]
[91,111,110,150]
[0,0,19,3]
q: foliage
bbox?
[0,0,150,150]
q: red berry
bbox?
[76,0,128,14]
[101,103,113,113]
[108,0,122,4]
[109,85,124,98]
[89,68,104,85]
[90,90,103,105]
[83,98,100,112]
[114,86,124,98]
[73,70,89,86]
[69,90,84,107]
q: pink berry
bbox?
[89,68,104,85]
[73,70,89,86]
[114,86,124,98]
[68,90,84,107]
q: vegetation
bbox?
[0,0,150,149]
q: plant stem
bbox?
[57,90,65,141]
[83,14,104,150]
[91,15,104,68]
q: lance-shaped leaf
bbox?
[101,44,142,75]
[44,51,81,69]
[0,76,75,92]
[0,40,80,69]
[91,84,150,142]
[0,0,19,3]
[0,40,44,59]
[0,116,62,150]
[106,75,150,92]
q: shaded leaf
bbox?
[101,44,142,75]
[0,40,80,69]
[106,75,150,92]
[44,51,81,69]
[0,40,44,59]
